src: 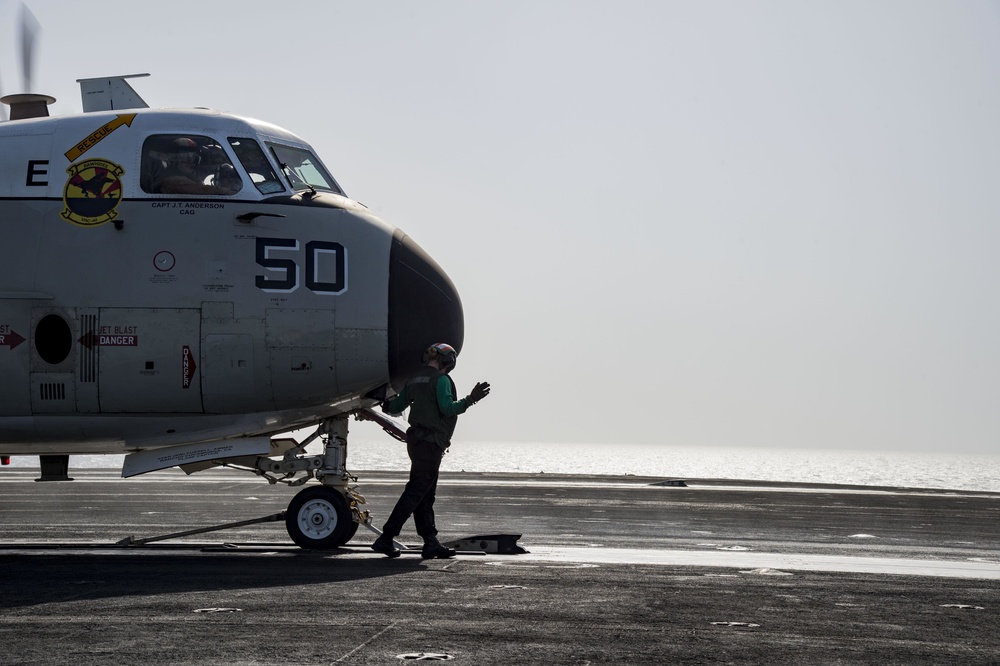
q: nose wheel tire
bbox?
[285,486,359,549]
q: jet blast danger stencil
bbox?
[61,159,124,227]
[0,325,25,349]
[78,330,139,348]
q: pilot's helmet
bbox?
[216,163,242,191]
[200,143,228,166]
[423,343,458,371]
[168,137,200,166]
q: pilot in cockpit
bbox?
[150,137,241,195]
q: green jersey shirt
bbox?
[384,365,470,450]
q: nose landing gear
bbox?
[285,485,359,549]
[280,414,368,550]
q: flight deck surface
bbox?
[1,469,998,664]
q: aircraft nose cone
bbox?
[387,230,465,387]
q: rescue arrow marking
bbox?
[64,114,137,162]
[0,330,26,350]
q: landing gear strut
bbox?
[274,415,367,549]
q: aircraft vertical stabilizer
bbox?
[77,74,150,112]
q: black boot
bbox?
[421,536,456,559]
[371,535,401,558]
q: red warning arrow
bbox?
[78,331,99,349]
[182,345,197,388]
[0,330,25,349]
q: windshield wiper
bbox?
[270,148,317,198]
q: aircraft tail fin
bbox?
[77,74,150,112]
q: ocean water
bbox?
[6,441,1000,493]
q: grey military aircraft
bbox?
[0,64,464,549]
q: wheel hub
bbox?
[298,499,339,539]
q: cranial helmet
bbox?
[423,342,458,370]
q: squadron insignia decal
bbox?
[61,158,124,227]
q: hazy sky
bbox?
[4,1,1000,453]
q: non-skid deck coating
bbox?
[1,468,998,664]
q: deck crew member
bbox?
[371,343,490,559]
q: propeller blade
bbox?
[1,69,6,121]
[19,2,41,92]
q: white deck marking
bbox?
[489,547,1000,580]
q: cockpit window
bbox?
[267,142,344,195]
[141,134,243,195]
[228,138,285,195]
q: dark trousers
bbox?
[381,436,445,540]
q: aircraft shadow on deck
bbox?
[0,550,422,610]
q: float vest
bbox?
[405,366,461,451]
